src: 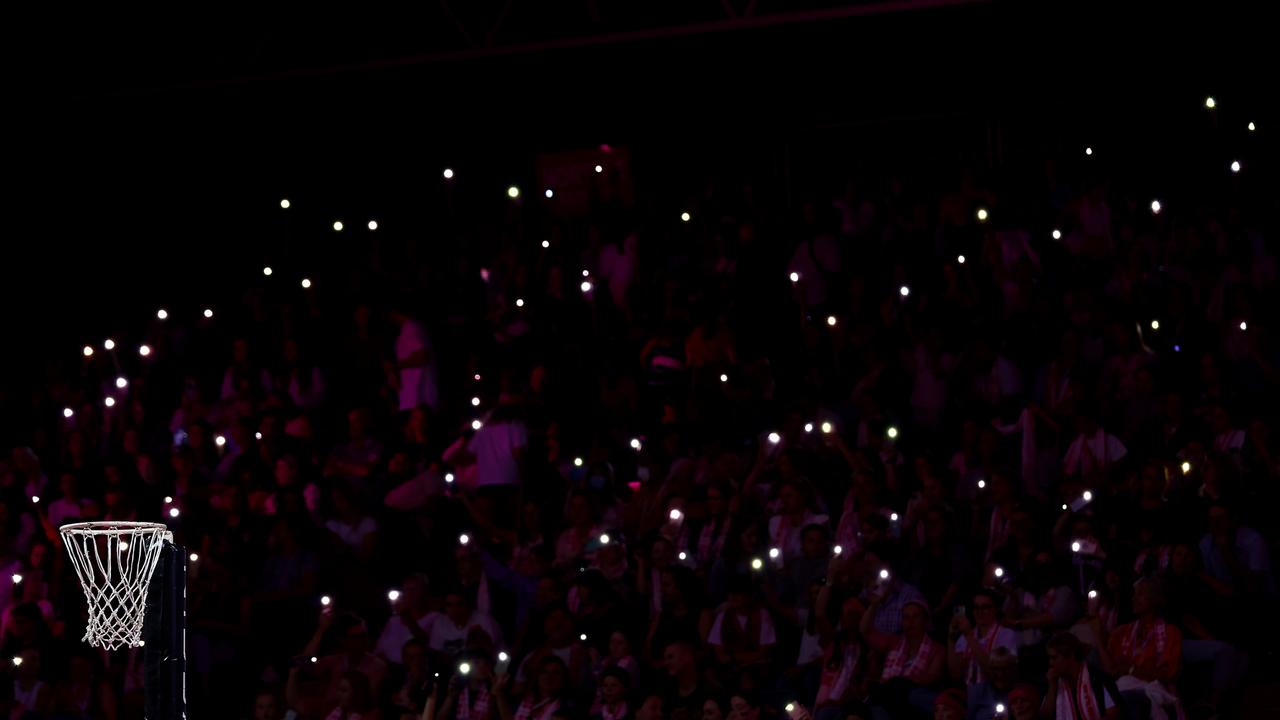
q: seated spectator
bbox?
[304,613,390,707]
[1042,632,1120,720]
[963,647,1017,720]
[708,576,776,674]
[429,590,502,660]
[862,598,943,719]
[1097,578,1182,720]
[947,589,1018,687]
[375,574,438,665]
[499,655,568,720]
[589,666,630,720]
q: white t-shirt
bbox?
[396,320,439,411]
[707,608,777,648]
[375,611,441,664]
[468,421,527,488]
[427,611,502,655]
[325,516,377,549]
[1064,430,1127,476]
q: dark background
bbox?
[5,0,1274,371]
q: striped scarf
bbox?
[880,635,937,683]
[513,697,559,720]
[965,624,1003,685]
[1054,664,1103,720]
[1118,619,1168,674]
[457,687,491,720]
[816,641,859,706]
[590,701,628,720]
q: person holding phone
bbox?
[947,589,1017,688]
[437,653,496,720]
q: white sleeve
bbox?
[995,627,1018,655]
[1107,435,1128,463]
[1102,687,1116,710]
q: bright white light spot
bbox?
[886,426,899,439]
[1150,200,1162,215]
[1150,320,1159,331]
[719,373,728,383]
[507,186,520,199]
[678,551,688,561]
[263,266,273,276]
[115,376,128,389]
[1088,590,1098,599]
[30,496,39,504]
[471,396,481,407]
[119,541,129,551]
[826,315,838,327]
[1240,321,1248,331]
[1082,490,1093,502]
[957,255,966,264]
[574,457,584,467]
[541,240,550,249]
[599,533,610,545]
[1205,96,1216,109]
[11,574,22,584]
[164,497,173,504]
[994,566,1005,578]
[995,704,1005,715]
[459,662,472,675]
[751,558,764,571]
[254,432,262,440]
[579,633,588,641]
[214,434,226,447]
[1230,160,1241,174]
[545,189,554,198]
[333,221,344,232]
[879,569,890,580]
[104,397,116,408]
[976,207,989,222]
[821,422,834,435]
[471,420,483,431]
[443,168,454,180]
[594,165,603,173]
[82,345,94,357]
[680,212,691,223]
[301,278,312,289]
[769,547,780,559]
[157,308,168,320]
[833,545,843,556]
[630,438,642,450]
[899,285,910,297]
[789,272,800,283]
[1248,121,1256,132]
[189,553,199,562]
[1181,461,1192,474]
[1063,504,1069,510]
[63,408,74,419]
[580,280,593,293]
[977,479,986,490]
[139,345,151,357]
[1085,147,1093,156]
[280,199,291,209]
[367,220,378,231]
[169,507,180,518]
[11,657,21,667]
[498,652,509,662]
[445,473,455,483]
[103,339,116,351]
[1052,229,1062,240]
[310,656,317,663]
[785,705,796,714]
[582,269,591,278]
[203,308,214,318]
[1072,541,1082,553]
[669,509,683,521]
[459,534,470,546]
[890,513,899,522]
[804,423,814,433]
[388,590,401,602]
[768,432,782,445]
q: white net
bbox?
[60,522,170,651]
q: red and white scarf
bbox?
[513,697,560,720]
[816,642,859,706]
[1055,664,1103,720]
[965,624,1004,685]
[457,687,491,720]
[1118,619,1168,673]
[880,635,937,683]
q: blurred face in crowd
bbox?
[275,457,299,487]
[600,673,626,705]
[702,700,725,720]
[341,621,370,655]
[664,642,694,677]
[609,631,631,660]
[779,483,803,514]
[973,593,998,630]
[1009,693,1037,720]
[637,695,664,720]
[445,593,471,626]
[988,654,1016,691]
[401,642,426,673]
[543,608,573,646]
[801,527,826,560]
[254,692,281,720]
[728,696,757,720]
[1047,647,1076,679]
[537,659,566,698]
[1131,581,1154,616]
[1171,544,1197,575]
[901,602,927,638]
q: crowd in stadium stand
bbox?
[0,145,1276,720]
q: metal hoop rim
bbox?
[60,521,170,536]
